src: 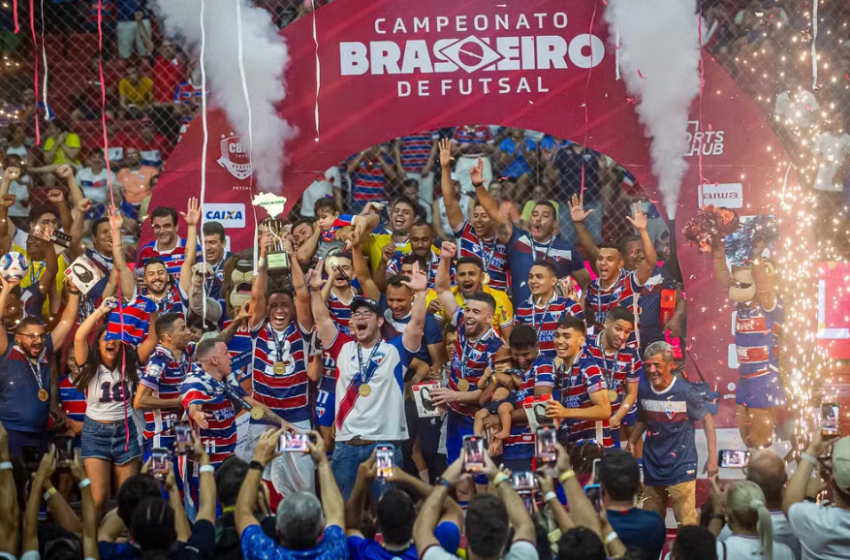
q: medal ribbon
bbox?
[597,333,618,398]
[272,328,288,365]
[27,356,45,394]
[530,296,553,338]
[335,342,380,430]
[532,237,555,263]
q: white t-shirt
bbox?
[423,540,538,560]
[7,177,31,218]
[76,167,120,205]
[5,144,28,159]
[718,535,794,560]
[438,194,471,238]
[300,166,342,218]
[719,511,801,560]
[788,502,850,560]
[74,364,135,422]
[812,133,850,192]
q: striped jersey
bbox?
[320,214,355,244]
[225,320,254,384]
[398,130,438,173]
[586,269,642,327]
[140,343,195,447]
[136,237,194,279]
[386,246,452,290]
[250,321,312,423]
[174,81,203,123]
[506,228,586,305]
[735,301,783,379]
[503,356,556,461]
[181,365,245,466]
[328,289,356,335]
[105,294,158,344]
[447,307,504,417]
[516,294,584,360]
[637,377,708,486]
[351,155,393,202]
[585,333,642,416]
[146,283,188,317]
[59,374,86,446]
[451,126,493,151]
[454,221,510,292]
[557,351,613,448]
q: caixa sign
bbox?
[203,203,246,229]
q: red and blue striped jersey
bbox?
[225,320,255,384]
[147,283,188,317]
[516,295,584,360]
[585,333,642,416]
[173,81,203,123]
[454,221,509,292]
[558,350,613,448]
[503,357,556,461]
[386,246,453,290]
[586,269,642,327]
[447,308,504,417]
[451,126,493,148]
[398,130,438,173]
[320,214,355,244]
[136,237,194,279]
[105,294,158,344]
[250,321,312,423]
[59,374,86,446]
[328,290,355,335]
[140,344,195,447]
[180,365,245,466]
[735,301,783,379]
[352,155,393,202]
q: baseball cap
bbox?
[350,296,381,315]
[833,436,850,493]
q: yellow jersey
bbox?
[426,284,514,335]
[364,231,411,272]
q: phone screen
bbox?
[54,436,74,468]
[511,471,536,493]
[279,432,309,453]
[591,458,601,482]
[463,435,485,472]
[718,449,750,468]
[536,427,557,463]
[822,402,840,437]
[174,421,192,455]
[584,484,603,513]
[22,445,40,472]
[151,448,170,479]
[376,445,395,479]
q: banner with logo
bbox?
[146,0,806,428]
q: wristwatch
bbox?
[249,460,265,471]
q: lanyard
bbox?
[530,296,553,335]
[356,343,380,384]
[477,236,495,272]
[271,328,288,363]
[532,237,555,263]
[30,262,44,285]
[204,255,226,295]
[27,357,44,391]
[458,328,494,379]
[597,333,617,389]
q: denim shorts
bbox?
[81,416,142,465]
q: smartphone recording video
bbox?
[463,435,485,472]
[536,427,557,464]
[822,402,840,438]
[511,471,536,494]
[279,432,310,453]
[22,445,40,472]
[584,483,603,513]
[54,436,74,469]
[376,444,395,479]
[151,448,170,480]
[174,420,192,456]
[718,449,750,469]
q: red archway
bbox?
[146,0,794,429]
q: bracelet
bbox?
[544,491,558,503]
[69,290,81,295]
[800,452,819,467]
[492,473,509,488]
[258,257,267,268]
[559,469,576,484]
[44,487,58,501]
[0,461,12,471]
[78,478,91,489]
[604,531,619,545]
[709,513,725,520]
[249,460,265,471]
[199,465,215,474]
[438,477,453,490]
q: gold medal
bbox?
[359,384,372,397]
[273,362,286,375]
[607,389,618,403]
[482,272,491,285]
[250,407,265,421]
[38,389,49,402]
[457,379,470,392]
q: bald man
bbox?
[716,451,801,559]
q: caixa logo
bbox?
[685,121,725,157]
[203,203,246,229]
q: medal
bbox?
[359,384,372,397]
[482,272,491,285]
[457,379,470,391]
[607,389,618,403]
[38,389,49,402]
[273,362,286,375]
[250,407,265,420]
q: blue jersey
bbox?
[516,294,584,360]
[557,349,612,448]
[105,293,157,344]
[506,228,585,305]
[0,337,53,433]
[448,307,504,418]
[637,377,709,486]
[637,265,678,347]
[224,321,254,384]
[735,300,783,379]
[348,521,461,560]
[504,356,556,461]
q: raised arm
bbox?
[178,197,200,294]
[752,254,777,311]
[110,212,137,300]
[435,241,459,318]
[471,160,513,244]
[295,223,320,266]
[57,165,85,211]
[538,469,575,532]
[47,188,74,234]
[0,421,20,558]
[286,239,313,332]
[237,429,282,534]
[307,259,338,348]
[25,451,57,554]
[568,193,601,272]
[372,242,397,293]
[165,463,191,542]
[784,431,825,515]
[414,455,462,553]
[249,232,270,330]
[51,278,81,348]
[401,261,428,353]
[69,198,93,259]
[69,452,98,559]
[194,435,217,524]
[626,202,657,286]
[308,431,345,528]
[0,276,21,356]
[351,243,381,301]
[74,297,116,367]
[553,443,602,535]
[481,453,536,543]
[344,451,376,536]
[438,138,464,231]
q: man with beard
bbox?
[628,342,717,526]
[585,307,642,448]
[545,316,613,448]
[378,221,452,291]
[309,256,428,500]
[429,242,504,495]
[425,252,514,340]
[0,282,79,457]
[569,194,657,334]
[469,158,590,305]
[243,231,316,499]
[69,200,116,322]
[437,138,511,293]
[515,261,584,360]
[135,205,195,278]
[363,195,418,273]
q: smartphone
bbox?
[279,432,310,453]
[150,448,170,480]
[376,444,395,479]
[54,436,74,469]
[536,427,557,464]
[718,449,750,469]
[584,483,603,513]
[174,420,192,456]
[591,458,601,483]
[822,402,840,438]
[462,435,486,472]
[22,445,41,472]
[511,471,536,494]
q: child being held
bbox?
[474,346,523,442]
[314,197,359,243]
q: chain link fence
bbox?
[0,0,845,256]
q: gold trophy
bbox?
[252,193,290,270]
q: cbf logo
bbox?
[203,203,246,229]
[217,133,253,180]
[685,121,726,157]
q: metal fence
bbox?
[0,0,846,256]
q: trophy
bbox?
[252,193,290,270]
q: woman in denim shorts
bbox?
[73,301,146,517]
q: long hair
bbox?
[73,326,140,391]
[726,481,774,560]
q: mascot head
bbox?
[729,259,777,304]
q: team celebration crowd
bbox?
[0,131,848,560]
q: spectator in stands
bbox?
[117,1,152,59]
[2,154,32,231]
[42,119,82,166]
[433,173,471,242]
[119,60,154,117]
[17,88,55,137]
[136,117,171,168]
[497,127,536,196]
[70,55,108,123]
[75,150,121,221]
[347,144,396,213]
[553,143,603,244]
[153,39,186,107]
[3,123,31,164]
[394,129,439,204]
[300,166,343,219]
[402,179,432,223]
[105,110,132,163]
[116,146,158,215]
[451,125,495,193]
[489,181,521,227]
[174,59,204,140]
[520,185,560,232]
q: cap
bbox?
[350,296,381,315]
[833,436,850,493]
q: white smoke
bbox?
[604,0,701,219]
[152,0,296,193]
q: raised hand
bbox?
[306,430,328,465]
[380,242,396,264]
[181,197,201,227]
[3,166,20,183]
[439,138,454,168]
[440,241,457,260]
[401,260,428,293]
[98,297,119,314]
[47,189,66,205]
[0,193,16,207]
[253,428,282,467]
[235,301,251,323]
[37,446,57,480]
[427,298,443,314]
[56,165,73,180]
[568,193,594,224]
[358,450,378,482]
[555,442,571,474]
[559,277,578,301]
[469,157,485,187]
[626,202,648,231]
[77,198,93,215]
[68,449,87,482]
[109,210,124,233]
[306,258,326,291]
